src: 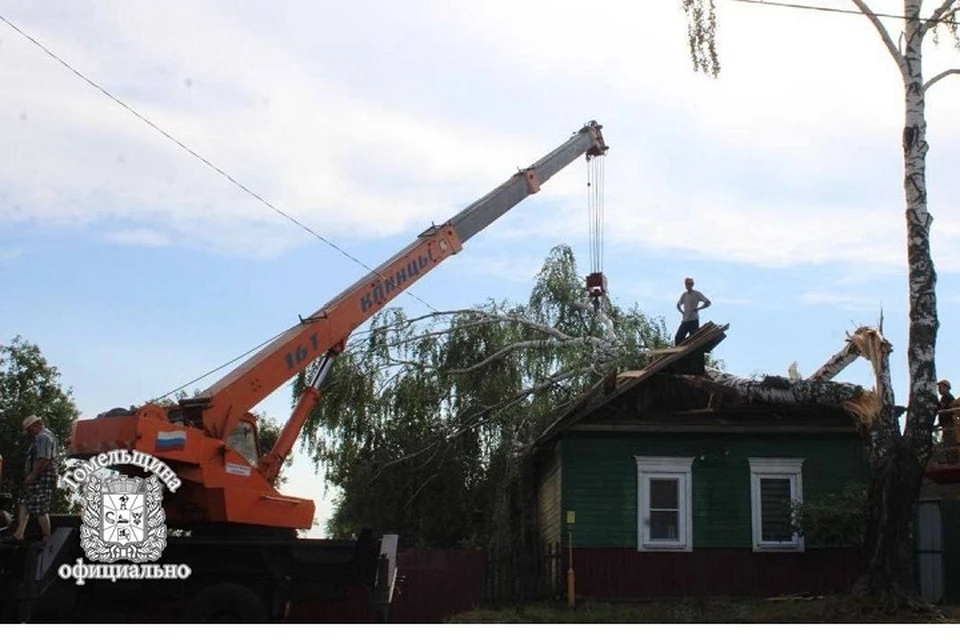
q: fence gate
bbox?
[915,500,943,603]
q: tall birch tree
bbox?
[683,0,960,598]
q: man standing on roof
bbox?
[675,277,711,346]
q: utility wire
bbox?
[154,330,291,400]
[0,12,442,397]
[0,12,439,311]
[729,0,959,25]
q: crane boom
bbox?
[69,120,607,530]
[193,121,607,439]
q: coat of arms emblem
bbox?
[80,473,167,563]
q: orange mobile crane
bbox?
[1,120,607,622]
[69,120,607,532]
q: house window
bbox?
[748,458,804,552]
[635,457,693,552]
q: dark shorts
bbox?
[20,476,55,516]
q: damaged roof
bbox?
[534,322,869,447]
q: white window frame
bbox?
[748,458,805,552]
[635,456,693,552]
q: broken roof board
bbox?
[534,322,729,446]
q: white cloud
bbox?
[453,254,546,286]
[0,0,957,271]
[0,247,23,262]
[798,290,895,313]
[712,296,755,307]
[103,228,171,247]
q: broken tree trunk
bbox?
[846,327,929,599]
[679,369,867,406]
[856,437,927,599]
[809,342,861,382]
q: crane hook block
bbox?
[586,272,607,298]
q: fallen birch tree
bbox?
[296,245,671,545]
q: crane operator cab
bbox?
[225,413,260,467]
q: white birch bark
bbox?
[677,368,866,405]
[848,0,940,457]
[897,0,940,456]
[808,342,861,382]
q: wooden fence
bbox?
[389,542,561,622]
[485,542,562,605]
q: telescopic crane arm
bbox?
[189,121,608,444]
[69,121,606,529]
[255,123,607,482]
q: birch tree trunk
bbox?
[680,0,959,601]
[849,0,942,599]
[898,2,939,465]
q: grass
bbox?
[447,596,960,623]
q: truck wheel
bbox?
[184,583,268,623]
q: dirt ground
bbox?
[447,596,960,623]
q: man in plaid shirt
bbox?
[11,414,58,543]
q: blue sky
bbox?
[1,0,959,534]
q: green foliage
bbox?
[681,0,721,77]
[298,245,670,547]
[794,483,868,548]
[929,5,960,47]
[0,336,80,512]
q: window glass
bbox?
[649,478,680,540]
[650,478,678,510]
[760,478,793,542]
[649,509,679,541]
[635,458,693,551]
[227,421,259,466]
[748,459,804,551]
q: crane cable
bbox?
[586,153,606,309]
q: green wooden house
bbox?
[530,324,869,598]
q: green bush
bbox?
[793,483,867,547]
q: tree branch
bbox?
[923,68,960,91]
[366,363,595,480]
[851,0,909,82]
[809,341,861,382]
[447,337,604,375]
[923,0,958,36]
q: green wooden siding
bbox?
[537,443,563,547]
[558,432,866,549]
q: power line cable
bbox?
[154,329,290,400]
[0,12,440,314]
[0,12,444,397]
[729,0,959,25]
